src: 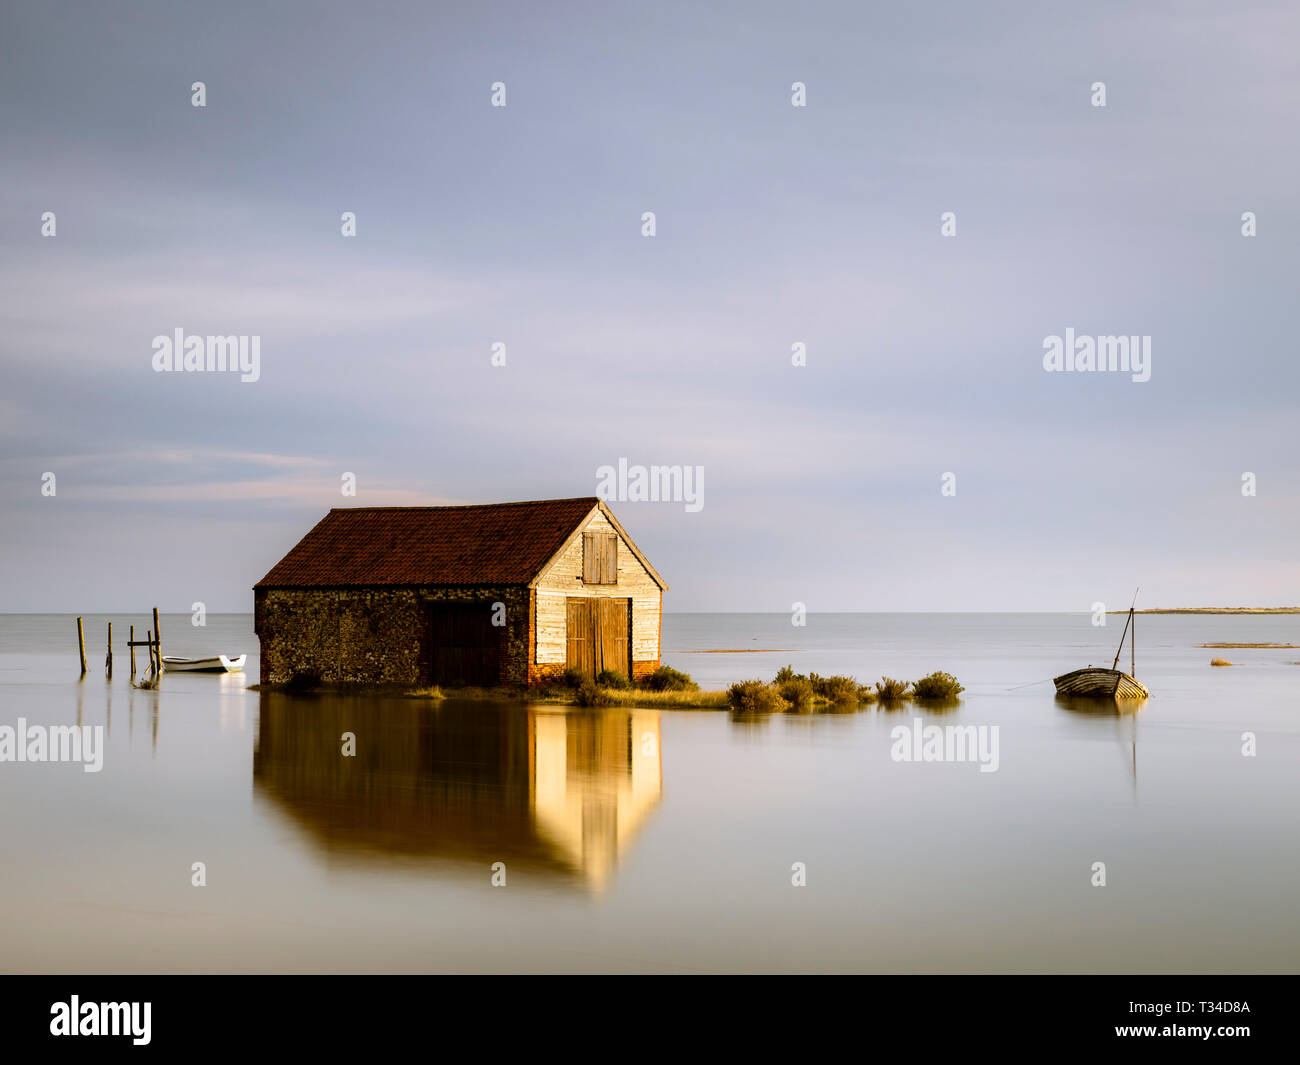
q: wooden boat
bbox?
[162,654,246,673]
[1053,667,1147,699]
[1054,593,1147,700]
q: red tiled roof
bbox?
[254,498,601,588]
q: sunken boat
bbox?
[1054,596,1148,700]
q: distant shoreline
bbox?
[5,608,1300,617]
[1110,607,1300,615]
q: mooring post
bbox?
[106,620,113,677]
[153,607,162,669]
[129,624,136,677]
[145,630,153,674]
[77,616,87,674]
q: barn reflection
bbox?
[253,694,662,892]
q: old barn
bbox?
[253,497,666,688]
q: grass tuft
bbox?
[574,679,613,706]
[641,665,698,692]
[599,688,730,709]
[727,680,790,713]
[777,675,816,709]
[875,676,912,703]
[911,671,965,702]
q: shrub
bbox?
[774,664,800,684]
[574,680,612,707]
[778,675,816,709]
[911,671,965,701]
[561,667,588,689]
[727,680,789,713]
[875,676,911,702]
[643,665,697,692]
[597,669,632,689]
[811,673,861,704]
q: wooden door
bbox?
[566,597,630,680]
[430,603,501,687]
[599,598,630,678]
[566,599,596,678]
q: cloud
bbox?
[0,448,464,510]
[0,251,493,370]
[2,0,1298,609]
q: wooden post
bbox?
[129,625,136,677]
[77,616,87,674]
[145,630,154,674]
[106,621,113,677]
[152,607,162,670]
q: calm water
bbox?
[1,612,1297,974]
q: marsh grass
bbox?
[601,688,730,709]
[731,667,884,714]
[1199,642,1299,648]
[642,665,698,691]
[778,676,816,709]
[911,671,965,701]
[596,669,632,689]
[574,680,612,706]
[809,672,863,703]
[253,662,961,714]
[727,680,789,713]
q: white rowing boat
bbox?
[162,654,246,674]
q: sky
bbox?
[1,0,1297,612]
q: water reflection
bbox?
[218,671,249,731]
[1053,693,1145,717]
[253,696,663,892]
[1055,694,1142,797]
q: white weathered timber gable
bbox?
[531,504,665,665]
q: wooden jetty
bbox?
[78,608,162,685]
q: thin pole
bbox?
[1130,586,1140,675]
[1111,609,1133,671]
[77,616,87,674]
[106,621,113,677]
[129,625,136,677]
[152,607,162,665]
[1111,588,1139,672]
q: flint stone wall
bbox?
[255,585,530,686]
